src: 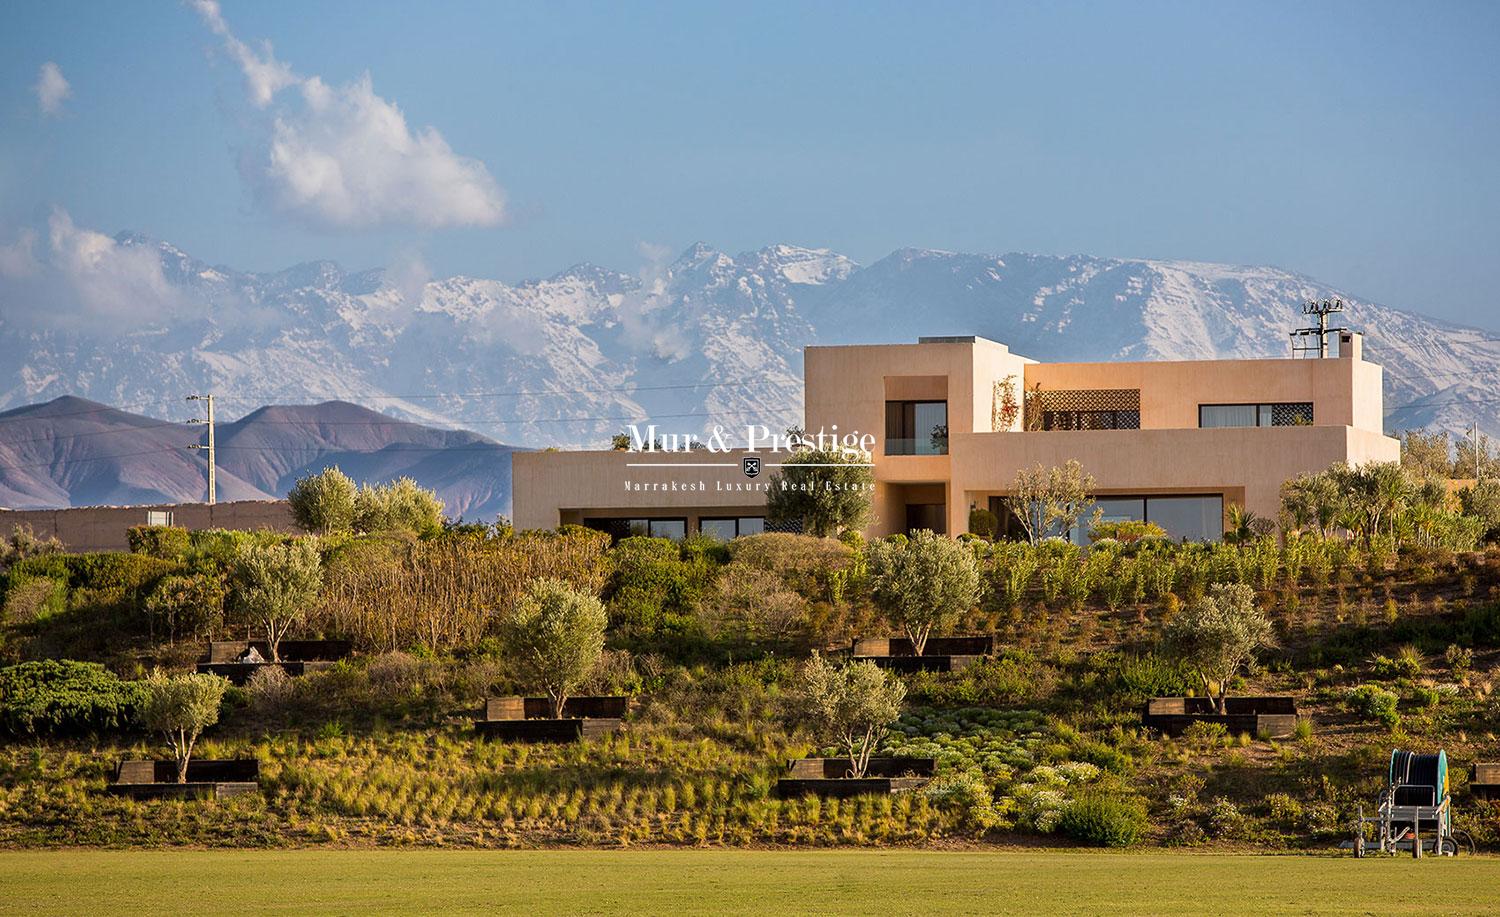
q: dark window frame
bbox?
[698,516,766,540]
[1198,402,1314,428]
[884,399,949,455]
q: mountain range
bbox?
[0,396,517,518]
[2,234,1498,513]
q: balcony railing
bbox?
[885,436,948,456]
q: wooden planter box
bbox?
[851,635,995,657]
[775,756,934,798]
[856,654,984,674]
[474,695,631,743]
[1471,763,1500,800]
[785,756,936,779]
[197,640,352,685]
[203,640,352,663]
[106,758,259,801]
[1141,696,1300,739]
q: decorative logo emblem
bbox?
[742,456,761,478]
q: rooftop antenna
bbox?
[1290,298,1346,358]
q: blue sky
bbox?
[2,0,1498,325]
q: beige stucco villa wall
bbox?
[512,334,1400,540]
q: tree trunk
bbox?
[550,690,567,720]
[175,732,194,784]
[909,624,930,657]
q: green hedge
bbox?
[0,660,144,736]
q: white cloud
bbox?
[190,2,506,230]
[0,209,190,328]
[189,0,295,108]
[34,62,71,116]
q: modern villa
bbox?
[512,332,1400,543]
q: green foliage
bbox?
[764,449,874,537]
[0,660,144,736]
[1058,792,1149,847]
[143,572,227,642]
[497,578,608,718]
[126,525,191,559]
[353,477,446,536]
[1346,683,1400,728]
[904,651,1056,707]
[606,537,712,638]
[795,652,905,778]
[1459,481,1500,542]
[230,539,323,661]
[1090,520,1166,544]
[1162,583,1274,712]
[288,467,358,535]
[867,529,980,655]
[1093,652,1194,707]
[968,508,999,539]
[139,671,229,782]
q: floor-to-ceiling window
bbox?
[885,400,948,455]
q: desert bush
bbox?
[1346,683,1401,728]
[143,572,227,642]
[606,537,708,635]
[1090,520,1166,544]
[729,533,854,603]
[795,653,905,778]
[1094,652,1194,706]
[1,574,67,625]
[1058,792,1148,847]
[0,659,144,736]
[905,651,1056,707]
[697,562,807,648]
[126,525,191,559]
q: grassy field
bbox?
[2,849,1499,915]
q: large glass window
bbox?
[583,517,688,542]
[1200,403,1314,428]
[885,400,948,455]
[1066,495,1223,543]
[699,517,765,540]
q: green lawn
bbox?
[2,849,1499,915]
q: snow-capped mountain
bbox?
[2,235,1497,463]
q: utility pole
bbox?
[187,394,216,505]
[1474,421,1483,486]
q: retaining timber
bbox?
[474,695,631,743]
[1471,763,1500,800]
[106,758,260,801]
[1141,696,1300,739]
[775,757,936,798]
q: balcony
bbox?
[885,434,949,456]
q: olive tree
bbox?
[867,529,980,655]
[1162,583,1275,714]
[231,539,323,662]
[765,448,874,538]
[287,467,358,535]
[497,578,607,718]
[139,671,229,783]
[1003,460,1099,545]
[796,653,906,778]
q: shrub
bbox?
[354,477,445,536]
[697,562,806,647]
[230,539,323,662]
[1162,583,1275,714]
[143,572,227,642]
[1,574,67,624]
[0,659,144,736]
[1089,520,1166,544]
[606,537,706,634]
[1347,683,1401,728]
[764,449,874,537]
[126,525,190,559]
[905,650,1056,707]
[1058,792,1149,847]
[729,533,854,602]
